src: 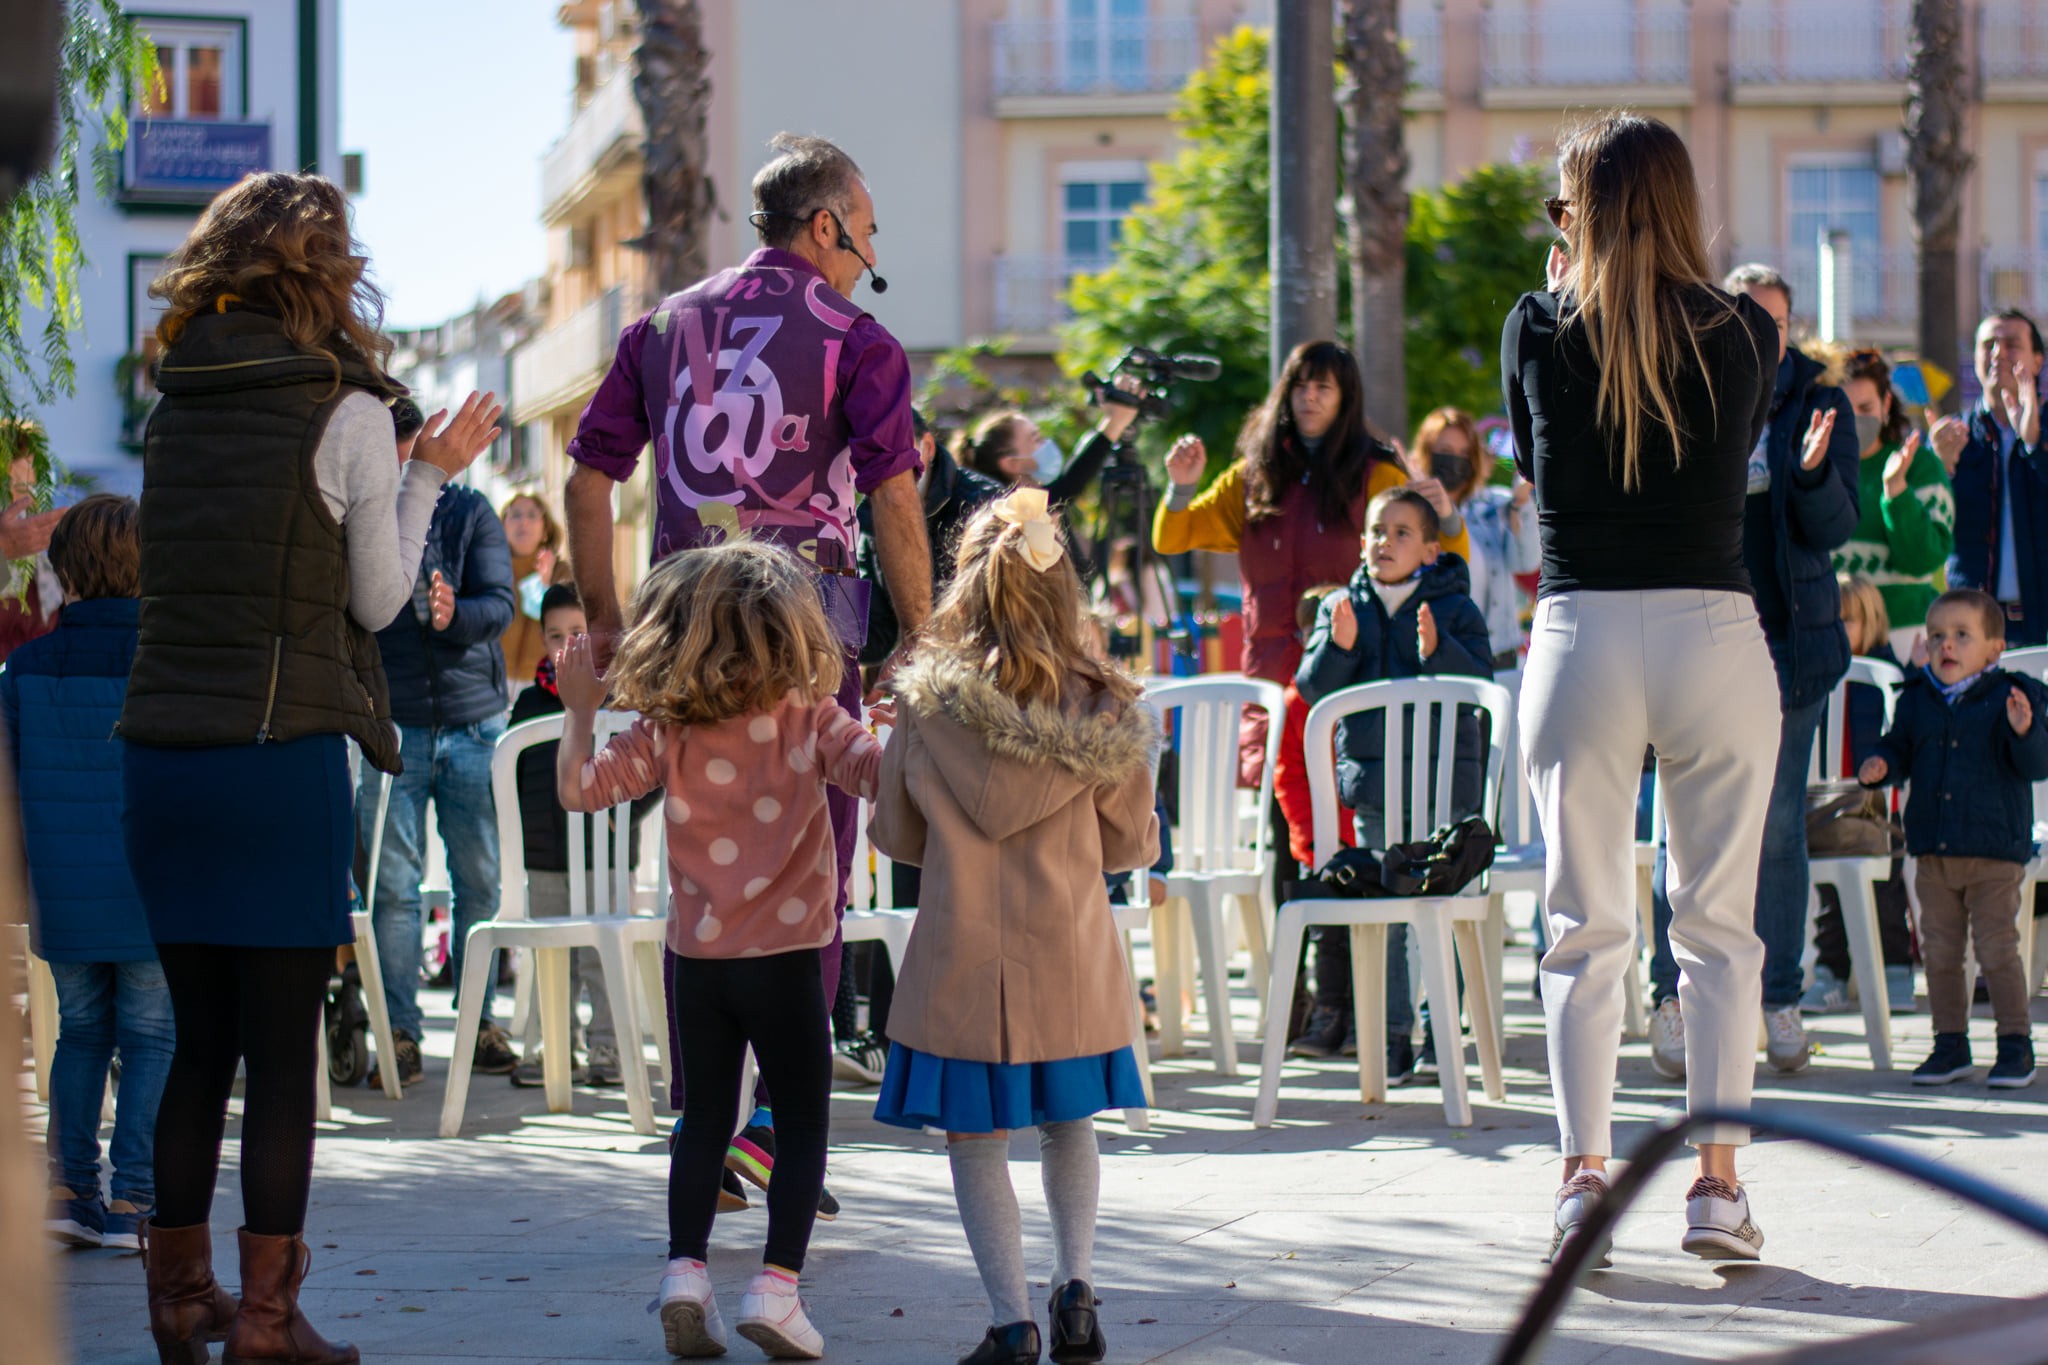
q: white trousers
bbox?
[1521,590,1780,1155]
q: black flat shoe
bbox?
[960,1319,1041,1365]
[1047,1280,1106,1363]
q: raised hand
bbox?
[556,633,606,714]
[0,496,62,560]
[534,545,558,584]
[1408,475,1455,520]
[1882,430,1921,500]
[1910,632,1931,669]
[1330,595,1358,650]
[428,570,455,631]
[2010,685,2034,736]
[1858,755,1889,785]
[1544,240,1570,293]
[2006,351,2043,447]
[1511,476,1533,509]
[413,391,504,479]
[1929,414,1969,473]
[1164,435,1206,488]
[1799,407,1836,471]
[1417,601,1438,660]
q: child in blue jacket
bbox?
[0,495,171,1250]
[1860,588,2048,1088]
[1295,487,1493,1079]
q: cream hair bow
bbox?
[992,487,1065,572]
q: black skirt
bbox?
[124,734,354,948]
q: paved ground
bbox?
[40,923,2048,1364]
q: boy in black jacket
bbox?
[1295,487,1493,1077]
[1860,588,2048,1088]
[507,584,659,1087]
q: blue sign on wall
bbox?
[122,118,271,204]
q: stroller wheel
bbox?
[325,965,372,1087]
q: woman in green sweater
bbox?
[1831,347,1954,654]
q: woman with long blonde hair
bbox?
[118,171,499,1365]
[1503,113,1796,1269]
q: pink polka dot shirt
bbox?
[577,695,882,959]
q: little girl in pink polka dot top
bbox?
[553,540,881,1359]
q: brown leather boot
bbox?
[141,1220,238,1365]
[221,1229,358,1364]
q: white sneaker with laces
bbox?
[1546,1170,1613,1268]
[1682,1176,1764,1260]
[658,1257,728,1357]
[1763,1004,1811,1074]
[735,1269,825,1359]
[1649,998,1686,1080]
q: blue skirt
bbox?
[872,1041,1147,1133]
[124,735,354,948]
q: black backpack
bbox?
[1289,815,1497,900]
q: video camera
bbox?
[1081,346,1221,424]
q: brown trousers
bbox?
[1915,855,2032,1037]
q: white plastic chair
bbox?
[11,922,56,1102]
[845,725,918,970]
[1141,676,1282,1078]
[1253,678,1511,1128]
[439,713,667,1136]
[1807,656,1905,1070]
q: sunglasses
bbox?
[1544,197,1573,229]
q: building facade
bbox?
[39,0,342,496]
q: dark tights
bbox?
[152,944,332,1234]
[668,948,830,1272]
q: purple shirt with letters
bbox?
[566,247,920,567]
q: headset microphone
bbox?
[837,229,888,294]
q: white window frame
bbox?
[1058,160,1147,270]
[135,17,245,119]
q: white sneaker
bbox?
[659,1257,728,1357]
[1649,998,1686,1080]
[1545,1170,1613,1268]
[1681,1176,1764,1260]
[735,1269,825,1359]
[1764,1004,1811,1074]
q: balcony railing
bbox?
[1983,0,2048,83]
[1404,7,1442,92]
[1739,245,1920,335]
[540,72,643,218]
[510,286,628,424]
[1482,5,1690,89]
[992,255,1109,335]
[992,17,1199,98]
[1983,252,2048,326]
[1731,1,1911,86]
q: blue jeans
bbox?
[358,718,505,1041]
[1652,695,1818,1008]
[47,959,175,1205]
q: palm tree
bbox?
[1341,0,1410,440]
[633,0,718,295]
[1905,0,1973,403]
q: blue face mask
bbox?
[1030,438,1064,485]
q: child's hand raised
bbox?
[1910,632,1931,670]
[1858,755,1889,785]
[1330,596,1358,650]
[2010,685,2034,736]
[1417,602,1438,660]
[556,634,606,714]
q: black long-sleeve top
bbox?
[1501,285,1780,599]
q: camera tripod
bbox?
[1088,446,1193,673]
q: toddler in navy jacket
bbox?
[1860,588,2048,1088]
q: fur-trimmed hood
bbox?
[893,652,1159,842]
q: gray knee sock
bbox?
[948,1136,1030,1326]
[1038,1119,1099,1286]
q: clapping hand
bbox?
[1164,435,1206,488]
[1858,755,1889,785]
[556,634,606,714]
[1799,407,1837,471]
[428,570,455,631]
[2010,685,2035,736]
[1330,595,1358,650]
[413,391,504,478]
[1992,346,2043,447]
[1882,430,1922,499]
[1930,414,1968,473]
[1911,632,1932,670]
[1417,601,1438,660]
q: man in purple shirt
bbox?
[563,134,931,1173]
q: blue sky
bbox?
[340,0,576,329]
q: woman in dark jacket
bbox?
[118,172,499,1365]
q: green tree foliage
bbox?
[1058,27,1274,481]
[1403,162,1550,427]
[1,1,157,452]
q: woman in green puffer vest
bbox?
[1831,346,1954,656]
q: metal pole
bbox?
[1818,227,1853,344]
[1270,0,1339,379]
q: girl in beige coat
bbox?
[870,489,1159,1365]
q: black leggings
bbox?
[152,944,332,1235]
[668,949,830,1271]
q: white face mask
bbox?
[1030,438,1064,484]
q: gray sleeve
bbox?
[314,391,450,631]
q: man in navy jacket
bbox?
[1935,309,2046,645]
[357,399,517,1085]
